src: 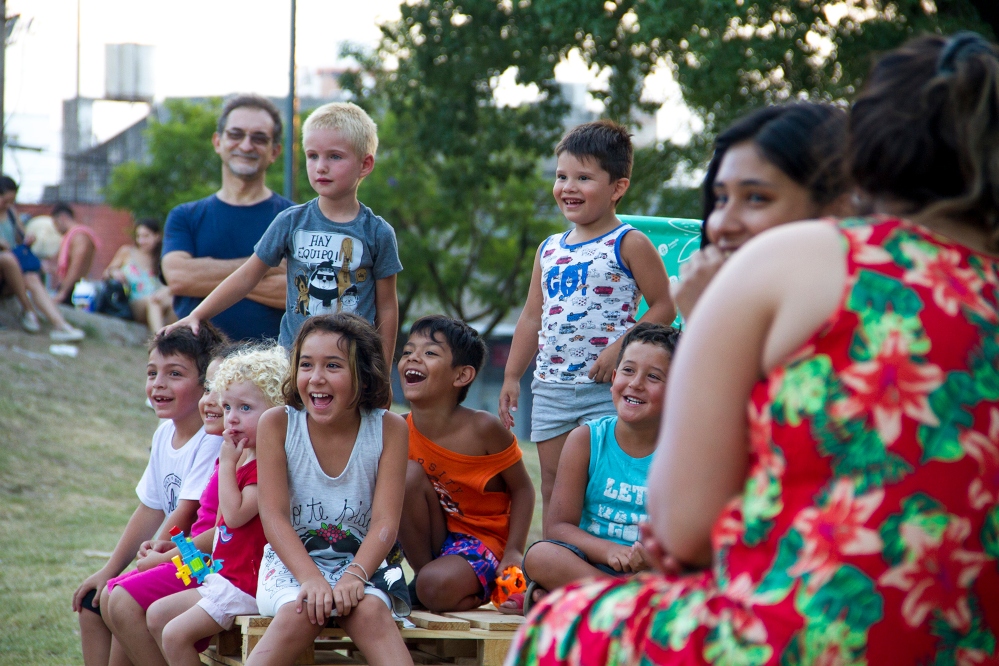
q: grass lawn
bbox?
[0,324,544,665]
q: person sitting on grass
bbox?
[398,315,535,613]
[521,322,679,614]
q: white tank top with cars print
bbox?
[534,224,640,384]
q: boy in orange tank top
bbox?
[398,315,536,612]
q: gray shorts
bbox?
[530,378,615,442]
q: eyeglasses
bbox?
[223,129,274,146]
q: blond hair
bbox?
[301,102,378,158]
[210,344,290,408]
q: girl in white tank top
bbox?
[251,314,413,666]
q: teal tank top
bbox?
[578,414,654,547]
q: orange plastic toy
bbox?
[490,565,526,606]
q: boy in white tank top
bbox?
[499,119,676,529]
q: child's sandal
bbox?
[496,592,524,615]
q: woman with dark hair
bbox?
[507,33,999,665]
[673,103,851,318]
[104,219,174,330]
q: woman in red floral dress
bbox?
[507,33,999,666]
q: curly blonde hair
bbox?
[210,344,290,408]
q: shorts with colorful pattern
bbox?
[439,532,500,601]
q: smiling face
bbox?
[553,152,630,233]
[610,341,671,426]
[706,141,822,253]
[221,380,271,449]
[199,358,225,436]
[146,350,204,423]
[304,127,374,205]
[398,331,467,404]
[213,106,281,180]
[295,331,358,423]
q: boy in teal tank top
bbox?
[521,323,680,612]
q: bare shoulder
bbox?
[259,405,289,430]
[471,409,516,455]
[381,409,408,437]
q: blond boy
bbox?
[168,102,402,364]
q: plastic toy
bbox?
[490,565,526,607]
[168,525,223,585]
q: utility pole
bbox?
[284,0,296,202]
[0,0,6,175]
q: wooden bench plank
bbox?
[409,611,472,631]
[441,611,524,631]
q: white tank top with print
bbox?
[534,224,640,384]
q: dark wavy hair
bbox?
[408,315,487,404]
[283,314,390,411]
[850,33,999,250]
[700,103,849,247]
[148,321,228,385]
[616,322,681,366]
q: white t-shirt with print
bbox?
[135,421,222,514]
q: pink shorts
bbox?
[107,562,200,610]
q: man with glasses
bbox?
[161,95,294,341]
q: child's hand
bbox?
[160,314,201,337]
[72,569,112,612]
[588,340,623,383]
[606,544,636,573]
[628,541,654,573]
[498,379,521,429]
[220,430,246,467]
[332,572,367,617]
[296,577,335,625]
[639,522,683,575]
[137,539,173,560]
[136,549,172,571]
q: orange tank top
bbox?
[406,415,523,560]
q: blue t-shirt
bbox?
[162,193,294,341]
[254,199,402,348]
[579,414,653,546]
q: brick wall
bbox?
[19,203,135,279]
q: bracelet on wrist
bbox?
[343,569,370,586]
[346,561,370,581]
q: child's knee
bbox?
[106,587,142,626]
[145,601,170,639]
[405,459,430,492]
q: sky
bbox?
[3,0,695,202]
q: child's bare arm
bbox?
[331,412,408,617]
[374,274,399,376]
[589,232,676,383]
[499,247,544,429]
[546,427,636,570]
[497,458,535,570]
[164,254,271,334]
[157,499,200,539]
[218,432,259,529]
[72,503,164,611]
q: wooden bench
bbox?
[199,608,524,666]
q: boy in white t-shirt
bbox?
[72,324,227,666]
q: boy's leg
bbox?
[535,432,571,535]
[398,460,449,571]
[146,588,203,652]
[78,591,112,666]
[98,586,135,666]
[523,541,608,597]
[414,555,483,612]
[337,596,414,666]
[244,602,324,666]
[106,587,168,666]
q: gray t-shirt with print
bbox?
[254,199,403,347]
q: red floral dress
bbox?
[506,218,999,665]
